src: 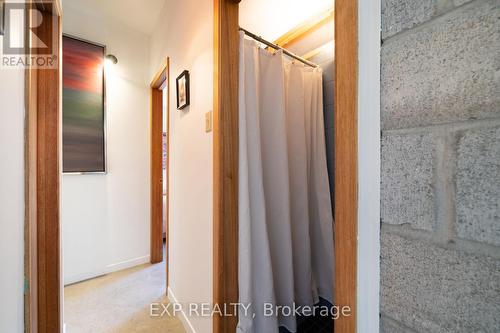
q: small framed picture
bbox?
[176,70,190,110]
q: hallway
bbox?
[64,259,185,333]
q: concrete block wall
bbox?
[380,0,500,331]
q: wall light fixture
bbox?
[105,54,118,65]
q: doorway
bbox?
[213,0,360,332]
[150,58,170,291]
[25,1,175,327]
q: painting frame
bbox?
[62,34,107,174]
[176,70,190,110]
[0,0,4,36]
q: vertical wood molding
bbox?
[150,87,164,264]
[24,6,39,330]
[213,0,239,332]
[150,58,170,266]
[334,0,358,332]
[27,10,62,333]
[25,3,66,331]
[150,58,169,290]
[165,58,170,288]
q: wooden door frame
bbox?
[213,0,240,332]
[334,1,358,331]
[25,1,63,332]
[150,58,170,289]
[213,0,359,332]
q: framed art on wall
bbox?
[62,35,106,173]
[176,70,190,110]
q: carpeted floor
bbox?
[64,258,186,333]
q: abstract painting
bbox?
[63,35,106,173]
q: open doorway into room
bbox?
[23,0,184,330]
[213,0,361,332]
[60,22,179,333]
[60,57,175,333]
[150,58,170,275]
[239,4,336,333]
[60,32,177,333]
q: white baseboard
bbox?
[64,255,150,286]
[64,269,109,286]
[168,286,197,333]
[105,255,150,273]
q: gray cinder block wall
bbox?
[380,0,500,331]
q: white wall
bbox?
[0,12,25,333]
[149,0,214,332]
[62,3,152,284]
[357,0,381,331]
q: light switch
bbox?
[205,111,213,132]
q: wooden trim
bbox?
[150,88,163,264]
[164,59,170,287]
[273,8,334,49]
[24,3,39,331]
[150,59,169,266]
[36,24,62,329]
[213,0,239,332]
[151,58,168,89]
[270,8,334,61]
[301,41,334,60]
[34,0,62,15]
[334,0,358,332]
[25,1,62,331]
[302,47,323,61]
[25,68,38,333]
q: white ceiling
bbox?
[239,0,333,42]
[63,0,167,35]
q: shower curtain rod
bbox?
[239,27,319,68]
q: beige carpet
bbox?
[64,259,186,333]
